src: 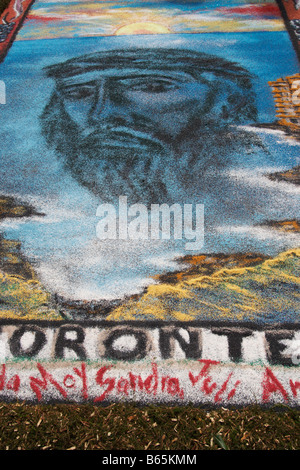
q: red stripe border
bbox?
[0,0,35,62]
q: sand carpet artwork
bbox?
[0,0,299,406]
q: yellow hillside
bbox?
[107,248,300,322]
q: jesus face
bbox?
[56,68,218,149]
[41,49,258,204]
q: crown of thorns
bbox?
[45,48,254,86]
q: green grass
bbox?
[0,402,298,450]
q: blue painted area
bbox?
[0,31,299,311]
[3,31,299,122]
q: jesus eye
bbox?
[59,82,96,100]
[136,80,178,93]
[119,77,180,93]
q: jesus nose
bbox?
[88,80,129,125]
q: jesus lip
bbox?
[80,127,166,152]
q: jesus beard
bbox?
[56,123,267,207]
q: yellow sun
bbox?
[115,22,171,36]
